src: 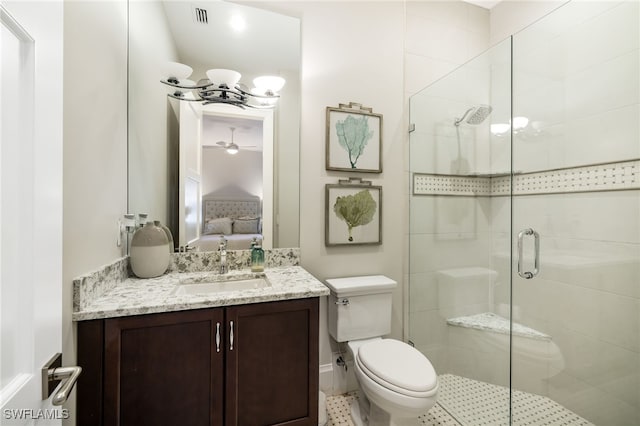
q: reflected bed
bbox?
[192,195,262,251]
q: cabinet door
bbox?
[225,298,319,426]
[104,309,224,426]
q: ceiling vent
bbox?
[192,6,208,24]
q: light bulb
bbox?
[206,69,241,88]
[250,87,278,106]
[512,116,529,130]
[226,143,239,155]
[164,62,192,83]
[491,123,510,135]
[253,76,286,94]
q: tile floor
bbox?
[325,374,593,426]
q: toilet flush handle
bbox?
[335,298,349,306]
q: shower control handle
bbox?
[517,228,540,279]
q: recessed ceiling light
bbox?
[229,14,246,32]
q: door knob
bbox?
[41,353,82,406]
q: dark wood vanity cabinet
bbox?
[77,298,319,426]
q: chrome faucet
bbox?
[218,237,228,274]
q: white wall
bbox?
[201,149,263,197]
[404,1,491,98]
[274,68,301,248]
[295,2,406,369]
[490,0,567,45]
[128,1,179,225]
[404,1,492,372]
[62,1,128,422]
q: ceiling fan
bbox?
[206,127,256,155]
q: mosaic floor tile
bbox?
[438,374,593,426]
[325,375,593,426]
[325,392,460,425]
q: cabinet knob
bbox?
[229,321,234,351]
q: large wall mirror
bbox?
[128,0,300,251]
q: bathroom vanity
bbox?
[73,252,328,426]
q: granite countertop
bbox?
[73,266,329,321]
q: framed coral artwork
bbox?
[325,178,382,246]
[326,102,382,173]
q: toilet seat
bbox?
[356,339,437,398]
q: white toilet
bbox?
[325,275,438,426]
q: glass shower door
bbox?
[408,37,513,424]
[510,1,640,425]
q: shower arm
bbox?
[454,108,474,127]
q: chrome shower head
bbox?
[454,105,493,126]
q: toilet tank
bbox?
[325,275,397,342]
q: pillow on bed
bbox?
[233,218,259,234]
[204,217,232,235]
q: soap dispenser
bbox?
[250,242,264,272]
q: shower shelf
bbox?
[446,312,551,341]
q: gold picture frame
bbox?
[325,178,382,246]
[326,102,382,173]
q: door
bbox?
[510,2,640,425]
[178,101,203,249]
[0,2,64,424]
[101,309,224,425]
[0,2,63,425]
[225,299,319,426]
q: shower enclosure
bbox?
[408,1,639,425]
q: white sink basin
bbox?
[173,277,270,295]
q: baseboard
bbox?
[319,362,333,394]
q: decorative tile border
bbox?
[413,159,640,197]
[413,174,492,196]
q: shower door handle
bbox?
[517,228,540,279]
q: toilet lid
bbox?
[357,339,437,393]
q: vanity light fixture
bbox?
[491,123,511,135]
[512,116,529,130]
[490,116,530,136]
[161,62,285,109]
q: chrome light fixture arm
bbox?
[161,78,212,90]
[161,75,282,109]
